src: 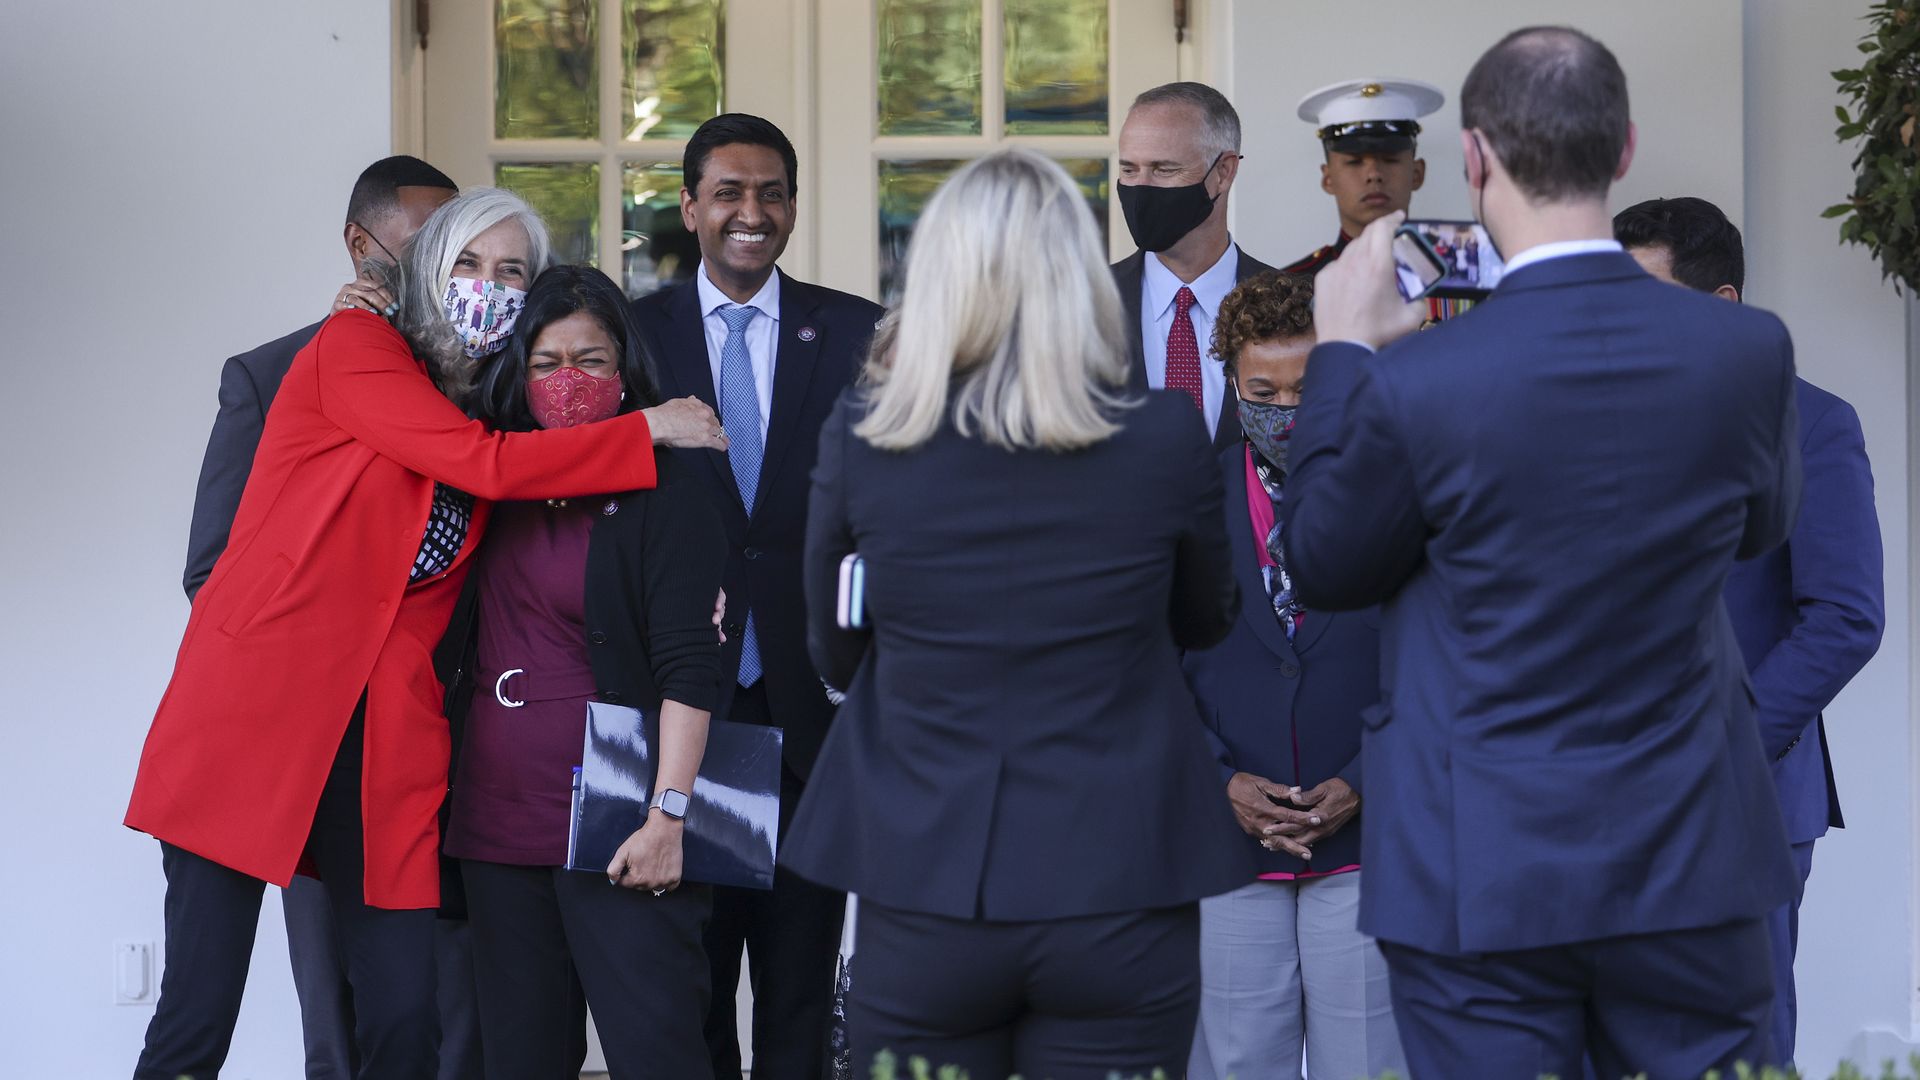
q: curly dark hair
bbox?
[1211,271,1315,377]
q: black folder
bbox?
[567,702,781,890]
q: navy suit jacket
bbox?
[1181,442,1380,875]
[1282,252,1802,955]
[1724,377,1883,845]
[1112,247,1278,453]
[784,391,1256,920]
[628,270,883,779]
[183,321,323,599]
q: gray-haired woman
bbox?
[128,188,725,1080]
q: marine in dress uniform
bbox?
[1287,78,1473,320]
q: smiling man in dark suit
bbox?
[1284,28,1802,1078]
[1112,82,1276,452]
[628,112,883,1080]
[1617,194,1885,1067]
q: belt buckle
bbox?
[494,668,526,709]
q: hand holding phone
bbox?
[1400,219,1504,299]
[1311,212,1429,351]
[1391,226,1448,301]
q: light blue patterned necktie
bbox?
[718,303,765,687]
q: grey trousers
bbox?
[1188,873,1404,1080]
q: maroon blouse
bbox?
[444,501,597,866]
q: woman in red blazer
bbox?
[127,188,727,1080]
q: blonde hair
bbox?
[855,149,1133,452]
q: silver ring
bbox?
[494,668,526,709]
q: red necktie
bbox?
[1166,286,1204,412]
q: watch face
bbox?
[657,788,690,819]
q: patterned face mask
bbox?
[441,277,529,359]
[528,366,624,430]
[1238,397,1298,473]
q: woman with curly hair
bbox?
[1181,271,1406,1080]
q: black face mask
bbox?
[1118,153,1226,253]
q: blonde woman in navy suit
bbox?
[783,148,1254,1080]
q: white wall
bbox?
[0,2,392,1075]
[1221,2,1917,1076]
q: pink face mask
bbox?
[529,366,624,429]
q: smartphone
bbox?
[835,553,866,630]
[1391,226,1448,301]
[1402,218,1505,299]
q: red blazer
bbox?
[126,310,660,909]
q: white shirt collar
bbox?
[1143,241,1241,320]
[1501,239,1624,277]
[696,262,781,321]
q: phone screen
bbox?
[1391,228,1448,301]
[1404,219,1505,298]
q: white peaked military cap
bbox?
[1296,78,1446,152]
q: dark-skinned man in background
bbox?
[181,155,485,1080]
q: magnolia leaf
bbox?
[1823,203,1857,217]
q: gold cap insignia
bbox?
[1360,83,1384,97]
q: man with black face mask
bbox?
[1113,81,1276,452]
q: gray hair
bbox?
[1131,81,1243,160]
[854,149,1132,453]
[374,186,553,401]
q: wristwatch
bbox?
[651,788,691,821]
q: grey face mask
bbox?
[1239,397,1298,472]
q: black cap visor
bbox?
[1319,119,1421,156]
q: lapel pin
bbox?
[602,499,620,516]
[798,326,817,342]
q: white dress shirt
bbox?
[1141,242,1241,437]
[1500,238,1624,276]
[696,262,781,439]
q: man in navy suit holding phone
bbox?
[628,112,883,1080]
[1617,195,1885,1066]
[1284,28,1802,1077]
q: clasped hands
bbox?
[1226,772,1359,862]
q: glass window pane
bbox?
[1004,0,1108,135]
[496,0,600,140]
[622,163,700,298]
[877,0,983,136]
[496,161,600,267]
[1056,156,1111,242]
[878,159,963,303]
[623,0,725,142]
[879,157,1109,303]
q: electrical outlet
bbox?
[113,940,154,1005]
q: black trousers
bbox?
[283,865,485,1080]
[847,899,1202,1080]
[704,683,846,1080]
[1381,917,1777,1080]
[134,712,440,1080]
[461,859,712,1079]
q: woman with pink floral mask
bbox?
[443,264,727,1078]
